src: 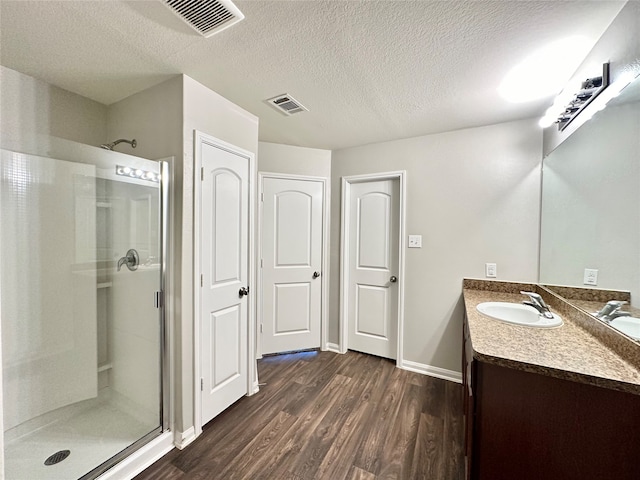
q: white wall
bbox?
[106,76,184,432]
[0,66,107,152]
[107,74,259,435]
[107,76,183,162]
[258,142,331,178]
[0,67,108,477]
[331,118,542,374]
[181,75,259,434]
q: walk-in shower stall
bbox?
[0,141,168,479]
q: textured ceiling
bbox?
[0,1,626,150]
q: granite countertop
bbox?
[463,286,640,395]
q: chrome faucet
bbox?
[117,249,139,272]
[608,310,631,322]
[117,256,128,271]
[521,291,555,319]
[594,300,629,323]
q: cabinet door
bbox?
[473,362,640,480]
[462,318,474,479]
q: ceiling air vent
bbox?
[164,0,244,38]
[266,94,308,116]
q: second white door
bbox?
[347,178,400,359]
[261,177,323,355]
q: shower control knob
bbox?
[238,286,249,298]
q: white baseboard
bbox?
[400,360,462,383]
[97,431,174,480]
[175,426,196,450]
[250,380,260,396]
[326,342,342,353]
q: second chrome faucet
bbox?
[594,300,630,323]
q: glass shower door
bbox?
[1,146,165,480]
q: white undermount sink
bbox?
[609,317,640,340]
[476,302,563,328]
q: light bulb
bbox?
[538,116,555,128]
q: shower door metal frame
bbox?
[159,159,172,436]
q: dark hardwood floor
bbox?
[135,350,464,480]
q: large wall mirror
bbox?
[539,73,640,341]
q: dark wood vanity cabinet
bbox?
[462,317,475,476]
[462,316,640,480]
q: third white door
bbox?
[261,176,324,355]
[347,177,400,359]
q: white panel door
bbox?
[200,142,249,425]
[261,177,323,354]
[348,178,399,359]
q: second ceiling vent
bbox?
[164,0,244,38]
[266,94,308,116]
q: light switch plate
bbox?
[584,268,598,286]
[485,263,497,278]
[408,235,422,248]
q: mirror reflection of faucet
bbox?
[117,249,139,272]
[593,300,630,323]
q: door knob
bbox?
[238,286,249,298]
[313,271,321,279]
[390,276,397,283]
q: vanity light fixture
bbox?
[538,63,610,130]
[116,165,160,183]
[578,70,638,122]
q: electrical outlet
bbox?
[584,268,598,286]
[408,235,422,248]
[485,263,497,278]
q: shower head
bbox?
[100,139,137,151]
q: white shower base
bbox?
[4,395,157,480]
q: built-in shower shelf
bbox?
[97,282,113,289]
[97,363,112,373]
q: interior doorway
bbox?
[194,131,257,433]
[340,172,406,362]
[258,173,329,356]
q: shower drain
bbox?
[44,450,70,466]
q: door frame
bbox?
[193,131,257,437]
[257,172,330,357]
[339,171,406,366]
